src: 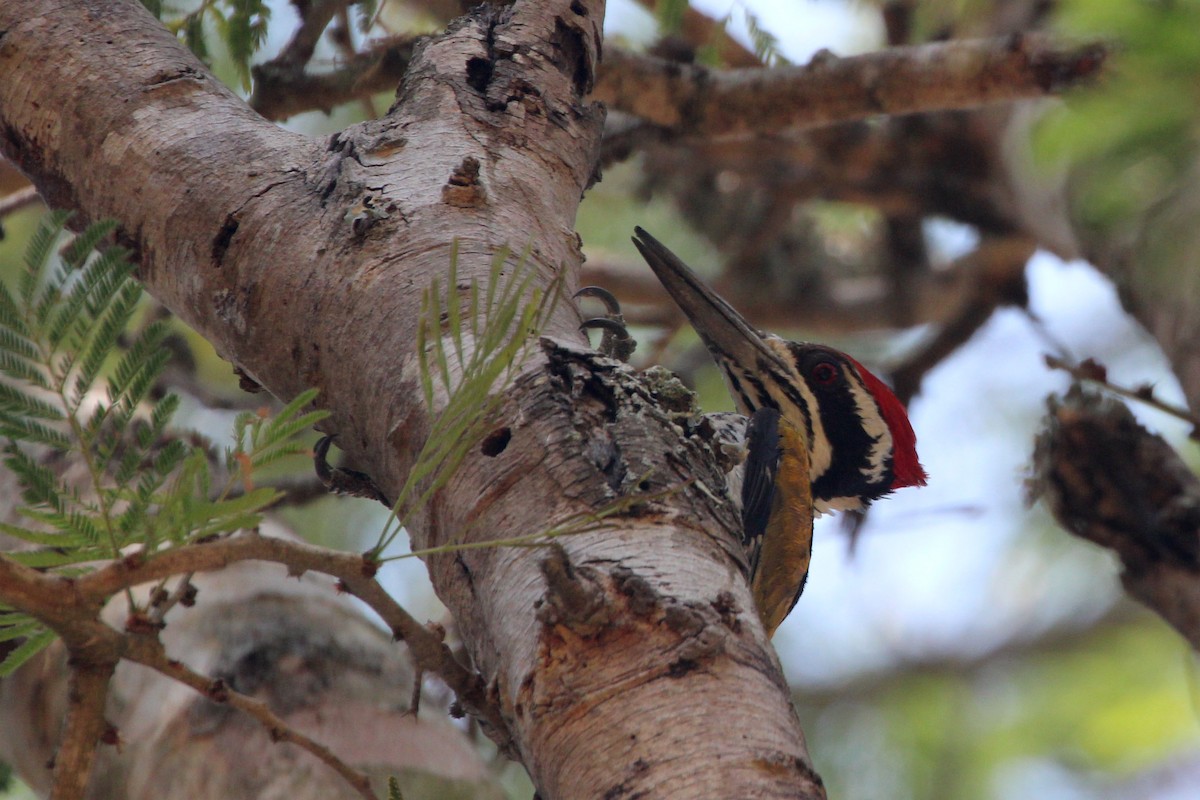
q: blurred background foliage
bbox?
[4,0,1200,798]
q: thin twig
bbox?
[1044,354,1200,434]
[147,572,195,626]
[64,532,511,751]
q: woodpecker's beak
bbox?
[632,227,790,374]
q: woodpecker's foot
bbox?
[576,286,637,362]
[314,436,392,506]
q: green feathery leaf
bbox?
[2,445,64,509]
[0,417,72,451]
[0,626,56,677]
[60,220,117,270]
[744,10,792,67]
[377,245,564,553]
[0,279,31,340]
[0,382,64,422]
[19,211,70,307]
[0,618,41,644]
[70,281,143,408]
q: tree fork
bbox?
[0,0,824,796]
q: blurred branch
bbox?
[593,34,1108,137]
[598,111,667,169]
[1031,387,1200,650]
[0,185,41,218]
[891,235,1035,404]
[50,658,117,800]
[1044,355,1200,434]
[250,35,420,120]
[633,0,761,68]
[11,530,508,750]
[276,0,350,69]
[794,604,1146,707]
[580,235,1026,339]
[250,33,1105,138]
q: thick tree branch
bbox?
[1031,388,1200,650]
[593,34,1107,137]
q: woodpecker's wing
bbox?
[744,408,814,637]
[740,407,781,580]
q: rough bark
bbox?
[0,0,822,797]
[1031,388,1200,651]
[592,35,1106,137]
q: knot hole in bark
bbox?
[481,426,511,456]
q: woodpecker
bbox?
[630,227,927,634]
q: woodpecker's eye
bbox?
[809,361,839,385]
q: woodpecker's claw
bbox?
[314,435,392,506]
[576,286,638,362]
[574,285,622,315]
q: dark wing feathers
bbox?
[740,407,783,580]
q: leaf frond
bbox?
[0,626,56,677]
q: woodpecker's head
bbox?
[632,227,927,513]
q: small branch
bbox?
[0,554,98,634]
[49,658,118,800]
[1044,355,1200,435]
[0,529,511,753]
[124,636,377,800]
[146,573,195,627]
[274,0,348,68]
[66,532,511,751]
[593,34,1108,137]
[892,236,1036,404]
